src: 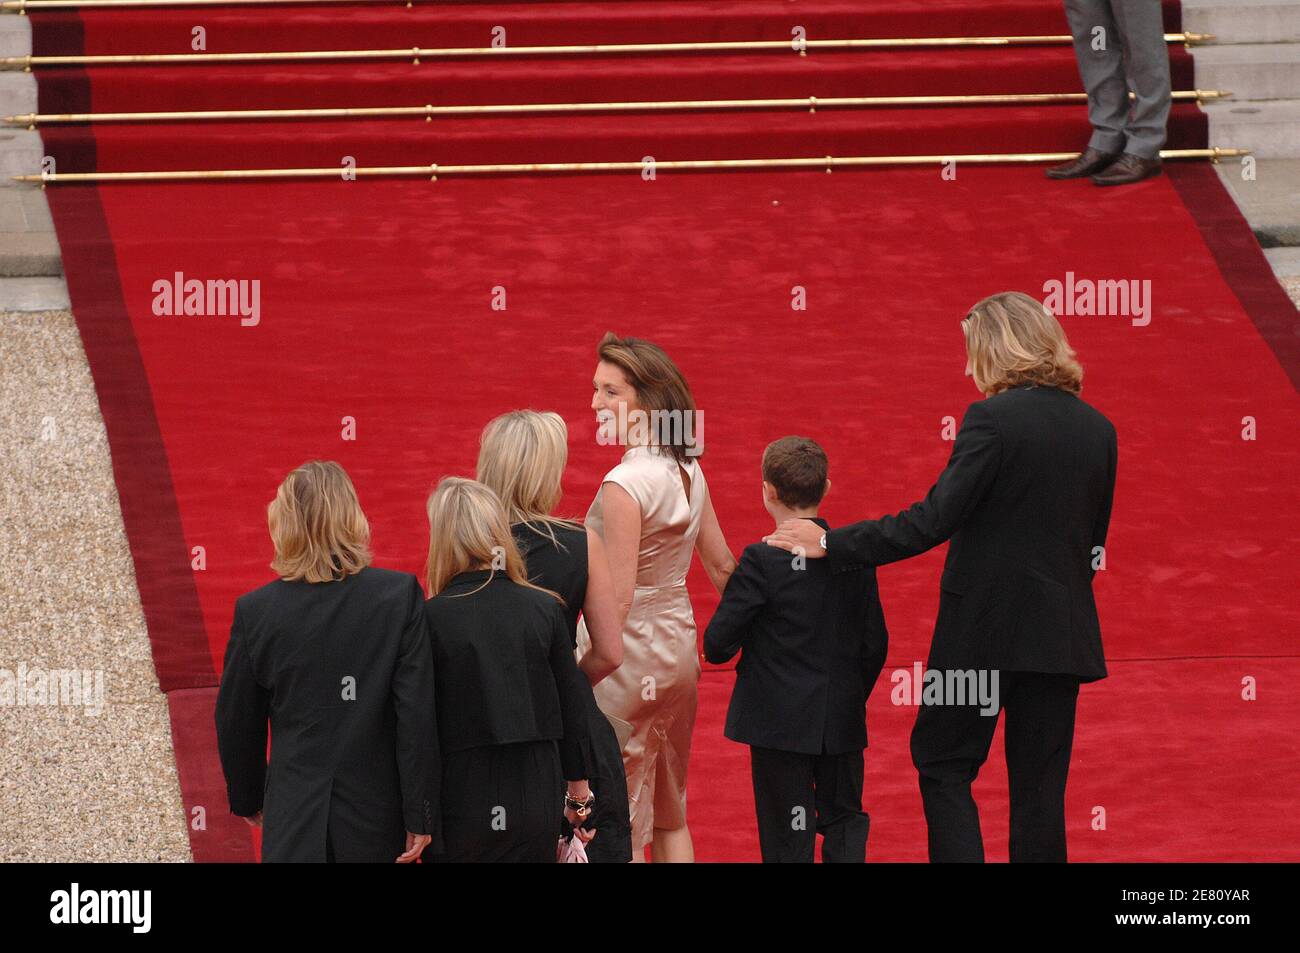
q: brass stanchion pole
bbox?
[4,90,1231,127]
[13,148,1251,185]
[1,34,1217,70]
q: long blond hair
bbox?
[476,410,582,549]
[424,476,561,601]
[962,291,1084,396]
[268,461,371,583]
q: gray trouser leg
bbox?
[1064,0,1130,154]
[1064,1,1172,158]
[1110,0,1173,157]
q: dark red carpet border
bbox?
[1166,164,1300,392]
[47,186,214,692]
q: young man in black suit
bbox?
[704,437,888,863]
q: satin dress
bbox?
[579,445,707,851]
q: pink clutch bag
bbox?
[557,835,590,863]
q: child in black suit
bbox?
[704,437,888,862]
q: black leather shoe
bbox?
[1090,153,1163,186]
[1045,147,1120,180]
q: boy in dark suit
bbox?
[704,437,888,862]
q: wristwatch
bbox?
[819,532,827,552]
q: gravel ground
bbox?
[0,309,191,862]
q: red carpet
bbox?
[28,2,1300,861]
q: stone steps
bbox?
[1194,42,1300,101]
[1,12,64,309]
[1203,99,1300,159]
[1189,3,1300,167]
[1215,157,1300,247]
[1264,245,1300,275]
[1182,0,1300,45]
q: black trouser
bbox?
[749,746,870,863]
[910,670,1081,863]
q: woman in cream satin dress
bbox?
[581,332,735,862]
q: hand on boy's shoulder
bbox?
[744,536,829,578]
[762,517,826,557]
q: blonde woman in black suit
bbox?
[422,477,595,862]
[215,461,439,863]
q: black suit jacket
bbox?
[825,385,1117,681]
[704,518,889,755]
[214,566,440,863]
[424,570,594,780]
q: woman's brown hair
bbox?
[597,331,701,464]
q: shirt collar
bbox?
[444,568,496,589]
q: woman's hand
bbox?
[565,805,598,843]
[763,518,826,557]
[396,831,431,863]
[565,782,597,841]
